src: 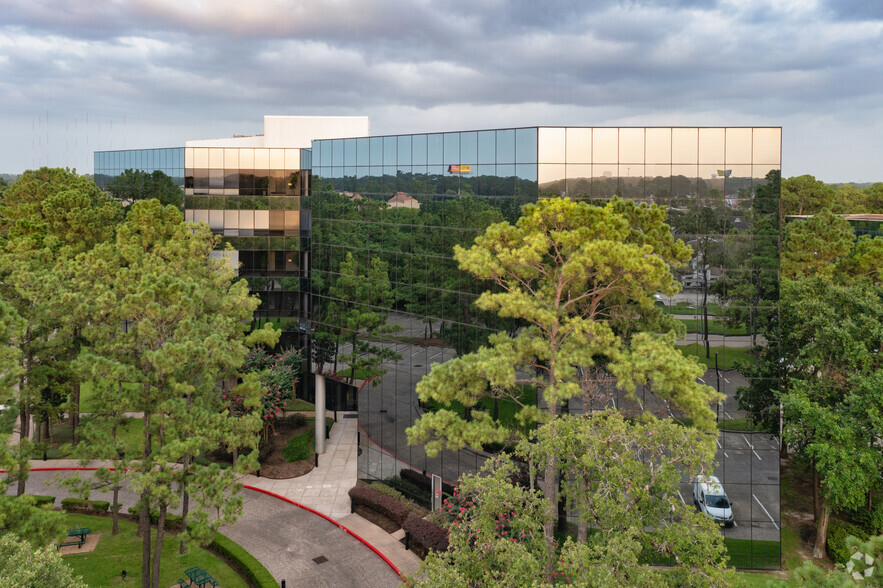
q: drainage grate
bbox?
[343,414,358,419]
[313,556,328,564]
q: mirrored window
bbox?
[496,129,515,163]
[592,128,618,163]
[240,149,254,170]
[369,137,383,166]
[538,127,565,163]
[699,128,725,164]
[331,140,344,167]
[460,132,477,164]
[478,131,495,164]
[397,136,412,166]
[255,149,270,169]
[383,136,397,165]
[194,148,209,168]
[412,135,427,166]
[725,128,752,164]
[356,138,370,166]
[619,128,645,164]
[753,128,781,164]
[515,128,537,163]
[444,133,460,164]
[672,128,699,163]
[565,128,591,164]
[428,134,444,164]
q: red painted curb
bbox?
[2,467,407,581]
[243,485,405,580]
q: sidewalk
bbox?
[240,411,422,577]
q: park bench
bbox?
[184,566,218,587]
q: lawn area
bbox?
[677,343,755,370]
[677,318,749,336]
[285,398,316,412]
[78,380,142,413]
[725,538,781,570]
[60,513,249,587]
[33,416,144,459]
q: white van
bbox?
[693,475,734,527]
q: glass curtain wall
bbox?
[310,126,781,569]
[184,147,310,349]
[93,147,185,189]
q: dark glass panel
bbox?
[356,137,370,166]
[477,131,495,164]
[427,134,444,164]
[515,128,538,163]
[460,131,477,164]
[397,135,412,166]
[444,132,460,164]
[412,134,427,166]
[369,137,383,166]
[383,136,397,165]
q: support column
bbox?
[315,374,326,455]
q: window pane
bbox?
[478,131,495,164]
[619,128,645,164]
[565,128,591,164]
[672,128,699,163]
[592,128,618,163]
[538,127,565,163]
[515,128,538,163]
[496,129,515,163]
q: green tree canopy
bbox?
[106,169,183,210]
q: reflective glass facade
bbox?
[183,147,312,348]
[311,127,782,569]
[94,147,185,189]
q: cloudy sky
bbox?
[1,0,881,182]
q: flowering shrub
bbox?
[224,347,304,437]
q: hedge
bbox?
[61,498,110,514]
[24,494,56,507]
[211,531,277,588]
[827,518,870,565]
[369,482,404,502]
[127,506,184,531]
[403,516,449,555]
[400,468,456,496]
[348,486,409,526]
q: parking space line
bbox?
[724,378,731,384]
[677,491,686,505]
[742,434,762,461]
[753,494,779,530]
[725,411,733,420]
[698,377,706,384]
[426,351,444,362]
[715,438,729,458]
[410,348,423,357]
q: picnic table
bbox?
[58,527,90,549]
[183,566,218,587]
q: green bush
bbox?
[843,503,883,536]
[826,518,869,564]
[369,482,405,502]
[61,498,110,514]
[127,506,183,531]
[282,431,314,462]
[25,494,56,507]
[211,531,277,588]
[385,476,425,501]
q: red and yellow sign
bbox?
[448,164,471,173]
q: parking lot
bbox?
[679,431,780,541]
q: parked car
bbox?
[693,475,734,527]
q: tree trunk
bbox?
[180,455,190,555]
[578,476,589,542]
[812,462,820,523]
[112,485,120,535]
[151,504,167,588]
[542,401,559,583]
[812,498,830,559]
[16,401,30,497]
[139,496,152,588]
[349,333,357,384]
[701,264,710,359]
[71,379,81,445]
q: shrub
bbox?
[282,431,314,462]
[843,503,883,536]
[211,531,277,588]
[400,468,456,496]
[369,482,404,502]
[826,518,869,564]
[403,516,449,555]
[127,506,183,531]
[60,498,110,514]
[348,487,409,526]
[385,475,424,500]
[24,494,56,507]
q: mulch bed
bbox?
[206,415,315,480]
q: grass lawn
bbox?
[677,343,755,370]
[78,381,142,413]
[285,398,315,411]
[677,318,749,336]
[60,513,248,587]
[35,416,144,459]
[725,538,781,570]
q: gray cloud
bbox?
[0,0,881,181]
